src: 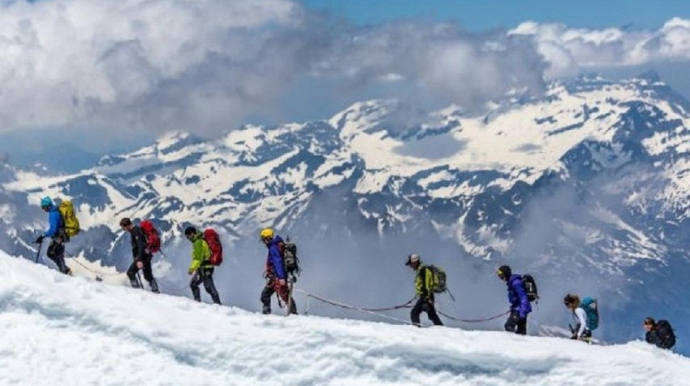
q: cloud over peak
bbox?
[510,18,690,77]
[0,0,688,138]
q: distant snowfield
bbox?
[0,252,688,386]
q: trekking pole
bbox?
[34,239,43,263]
[446,288,456,302]
[287,278,294,316]
[159,249,169,259]
[136,272,144,289]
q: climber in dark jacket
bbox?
[497,265,532,335]
[120,217,159,293]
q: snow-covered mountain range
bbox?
[1,72,690,354]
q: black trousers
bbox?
[190,267,221,304]
[126,255,158,292]
[505,311,527,335]
[46,239,70,275]
[410,297,443,326]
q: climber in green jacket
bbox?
[185,226,221,304]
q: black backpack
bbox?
[657,320,676,349]
[282,237,301,279]
[522,274,539,302]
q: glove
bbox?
[570,334,578,340]
[35,235,45,244]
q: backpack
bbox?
[579,297,599,331]
[656,320,676,349]
[203,228,223,266]
[426,265,447,293]
[282,237,300,276]
[140,220,161,254]
[58,200,80,237]
[522,274,539,302]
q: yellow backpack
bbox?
[58,200,80,237]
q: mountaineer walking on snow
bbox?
[497,265,531,335]
[643,317,676,350]
[35,196,72,275]
[120,217,159,293]
[563,293,598,343]
[260,228,297,315]
[185,226,221,305]
[406,253,443,327]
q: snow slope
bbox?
[0,251,687,386]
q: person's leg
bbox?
[582,329,592,343]
[410,298,425,326]
[260,281,275,314]
[516,315,527,335]
[126,261,141,288]
[53,243,69,274]
[504,311,519,332]
[141,256,159,293]
[275,281,296,314]
[426,304,444,326]
[46,241,68,274]
[202,268,222,305]
[189,271,203,301]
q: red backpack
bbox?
[140,220,161,254]
[203,228,223,266]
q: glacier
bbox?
[0,250,688,386]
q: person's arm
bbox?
[189,238,203,272]
[420,268,430,300]
[44,210,60,237]
[575,308,587,337]
[269,244,286,279]
[132,228,148,261]
[513,279,530,318]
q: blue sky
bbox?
[297,0,690,30]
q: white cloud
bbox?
[0,0,304,134]
[2,0,687,138]
[509,18,690,77]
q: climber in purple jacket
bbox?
[497,265,532,335]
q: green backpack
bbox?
[426,265,447,293]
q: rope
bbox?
[294,289,510,327]
[293,289,420,325]
[436,309,510,323]
[63,250,124,277]
[294,290,415,312]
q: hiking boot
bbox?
[149,279,160,293]
[129,278,141,288]
[262,306,271,315]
